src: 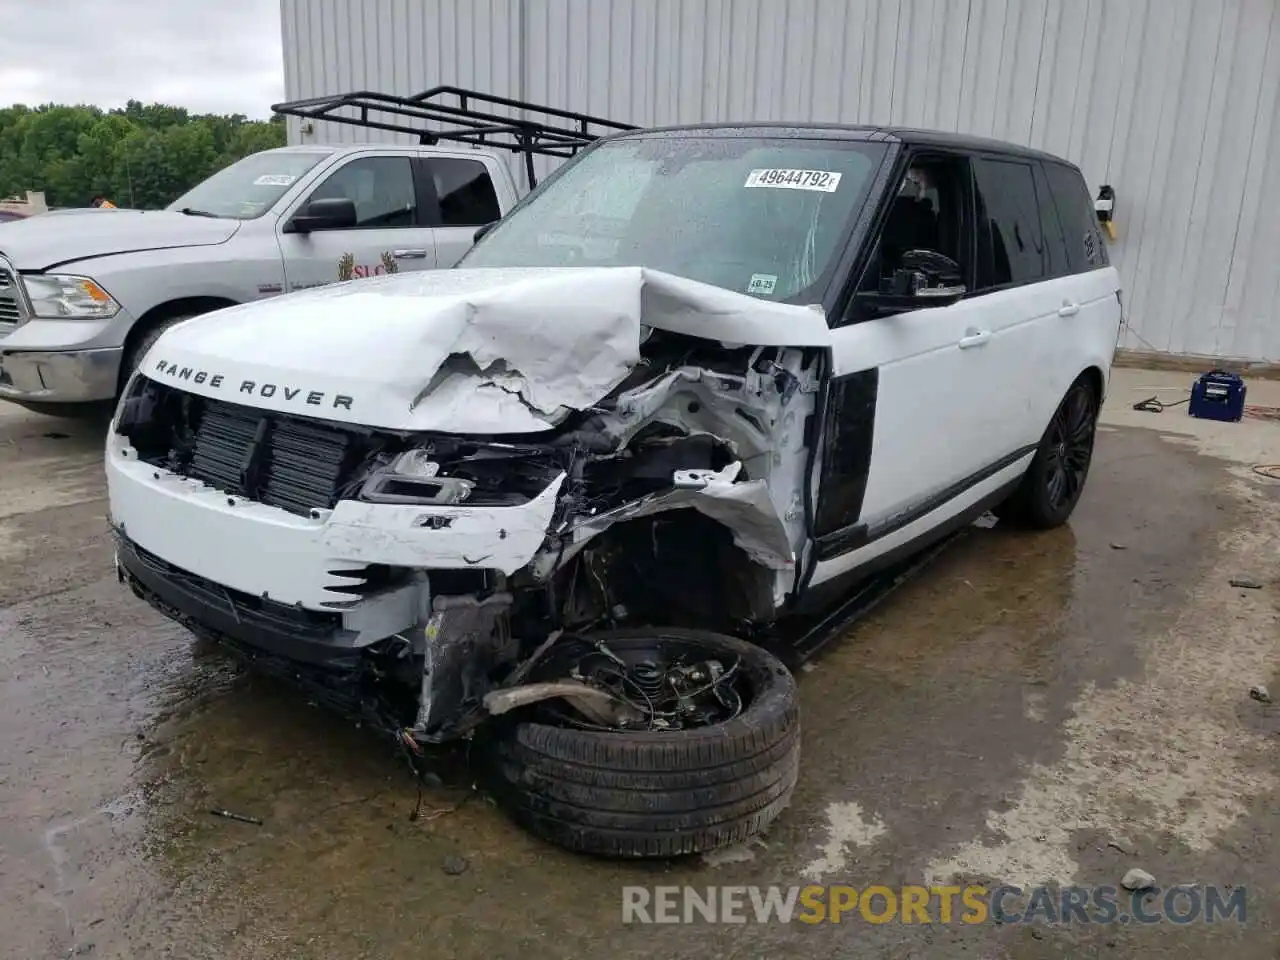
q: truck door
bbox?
[418,156,506,268]
[277,154,437,292]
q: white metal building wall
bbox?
[280,0,1280,363]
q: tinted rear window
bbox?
[427,157,501,227]
[972,158,1046,288]
[1043,162,1109,272]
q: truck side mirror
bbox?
[286,197,358,234]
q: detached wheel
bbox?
[998,375,1099,529]
[475,628,800,858]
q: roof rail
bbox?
[271,86,637,187]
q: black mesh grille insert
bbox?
[261,418,355,517]
[118,377,567,518]
[189,403,260,495]
[176,397,362,516]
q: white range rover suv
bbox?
[105,99,1122,859]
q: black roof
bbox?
[607,121,1075,168]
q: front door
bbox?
[277,154,438,292]
[808,152,1037,585]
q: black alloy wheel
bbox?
[997,375,1099,529]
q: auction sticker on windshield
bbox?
[745,169,843,192]
[253,174,298,186]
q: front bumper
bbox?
[115,532,366,667]
[106,433,565,657]
[0,347,122,403]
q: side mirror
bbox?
[855,285,967,317]
[473,220,498,243]
[285,197,357,234]
[855,249,966,316]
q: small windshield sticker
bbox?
[744,168,843,192]
[253,174,298,186]
[747,273,778,295]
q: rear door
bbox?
[276,153,436,292]
[418,155,505,268]
[963,154,1068,454]
[1040,161,1123,398]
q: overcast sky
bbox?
[1,0,284,118]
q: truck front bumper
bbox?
[0,347,122,404]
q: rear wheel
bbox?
[475,628,801,858]
[997,376,1099,529]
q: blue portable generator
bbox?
[1188,370,1247,422]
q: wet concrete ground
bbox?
[0,367,1277,959]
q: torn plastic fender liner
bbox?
[416,591,515,736]
[320,472,566,575]
[539,462,796,577]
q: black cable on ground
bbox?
[1132,395,1190,413]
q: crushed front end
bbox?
[107,273,822,745]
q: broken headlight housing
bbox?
[358,445,567,507]
[359,450,476,505]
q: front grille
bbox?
[117,380,377,517]
[177,400,360,516]
[117,377,567,516]
[184,398,361,515]
[0,265,21,328]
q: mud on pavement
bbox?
[0,377,1277,960]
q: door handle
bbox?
[958,329,991,349]
[1058,301,1080,318]
[392,248,428,260]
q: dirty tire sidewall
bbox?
[475,628,801,858]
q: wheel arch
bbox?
[548,511,780,632]
[1078,364,1106,405]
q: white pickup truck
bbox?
[0,143,523,413]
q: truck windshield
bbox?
[165,151,331,220]
[461,135,886,302]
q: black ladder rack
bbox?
[271,86,637,187]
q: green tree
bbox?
[0,100,286,208]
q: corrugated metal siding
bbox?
[280,0,1280,363]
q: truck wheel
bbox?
[997,375,1099,529]
[475,628,801,858]
[119,313,197,393]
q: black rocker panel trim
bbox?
[815,442,1039,561]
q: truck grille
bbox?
[0,264,22,331]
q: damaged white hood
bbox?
[140,266,831,433]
